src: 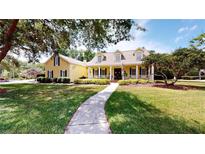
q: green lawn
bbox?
[0,84,104,134]
[176,80,205,88]
[105,83,205,133]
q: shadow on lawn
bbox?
[0,84,101,133]
[105,91,203,134]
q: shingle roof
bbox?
[59,54,86,66]
[87,49,150,66]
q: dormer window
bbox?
[54,55,60,66]
[116,54,121,62]
[136,52,143,61]
[98,56,102,63]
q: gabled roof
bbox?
[44,54,86,66]
[87,48,150,66]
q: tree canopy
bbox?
[0,19,142,62]
[143,48,205,85]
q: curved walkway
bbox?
[64,83,119,134]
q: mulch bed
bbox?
[0,88,7,94]
[153,83,198,90]
[123,83,200,90]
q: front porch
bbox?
[87,64,154,80]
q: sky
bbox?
[106,19,205,53]
[15,19,205,63]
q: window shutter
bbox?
[51,71,53,78]
[105,68,107,75]
[54,56,55,66]
[47,71,49,78]
[130,68,131,76]
[60,70,62,77]
[93,69,94,76]
[65,70,67,77]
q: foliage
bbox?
[0,84,104,133]
[60,49,95,62]
[37,77,70,83]
[143,48,205,85]
[118,79,151,85]
[74,79,110,85]
[0,19,143,62]
[190,33,205,50]
[20,67,43,79]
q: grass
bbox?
[176,80,205,88]
[0,84,104,133]
[105,82,205,133]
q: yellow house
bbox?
[44,54,87,82]
[44,48,154,82]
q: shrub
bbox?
[118,79,150,85]
[181,76,200,80]
[51,78,57,83]
[45,78,52,83]
[57,78,62,83]
[79,76,87,79]
[37,74,45,78]
[61,77,70,83]
[74,79,110,85]
[138,79,149,84]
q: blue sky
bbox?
[106,19,205,53]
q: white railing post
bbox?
[136,65,139,79]
[98,67,101,79]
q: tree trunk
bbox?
[0,19,19,62]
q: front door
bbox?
[114,68,122,80]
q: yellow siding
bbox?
[44,55,87,82]
[45,55,70,78]
[69,64,87,82]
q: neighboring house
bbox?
[44,54,87,82]
[44,48,154,82]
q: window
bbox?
[54,55,60,66]
[116,54,121,62]
[60,70,68,77]
[47,70,53,78]
[136,53,143,61]
[98,56,102,63]
[103,56,106,61]
[101,68,107,76]
[130,68,136,76]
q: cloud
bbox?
[174,36,183,43]
[190,25,198,31]
[178,25,198,33]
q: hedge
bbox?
[37,77,70,83]
[181,76,205,80]
[118,79,152,85]
[74,79,110,85]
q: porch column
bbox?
[136,65,139,79]
[148,66,151,80]
[122,66,125,80]
[88,67,90,79]
[109,66,112,80]
[151,64,154,80]
[98,67,101,78]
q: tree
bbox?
[143,48,205,85]
[0,19,143,62]
[60,49,95,61]
[190,33,205,50]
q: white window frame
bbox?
[116,53,121,62]
[60,70,67,77]
[136,53,143,61]
[48,70,52,78]
[54,55,59,66]
[98,56,102,63]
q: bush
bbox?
[79,76,87,79]
[181,76,200,80]
[138,79,149,84]
[51,78,57,83]
[74,79,110,85]
[118,79,150,85]
[61,77,70,83]
[37,74,45,78]
[37,77,70,83]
